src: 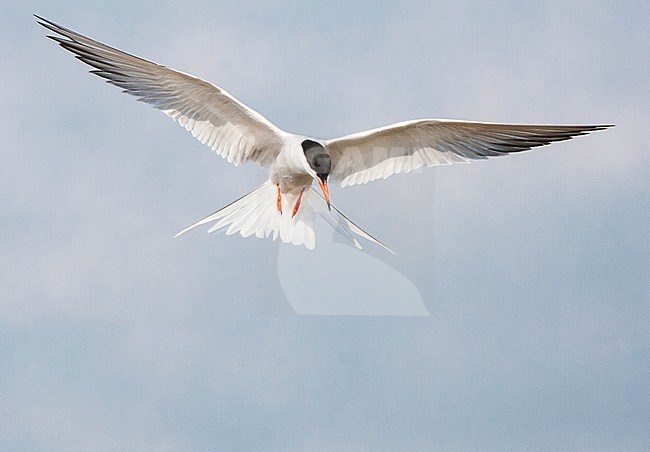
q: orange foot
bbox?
[276,184,283,214]
[292,189,305,218]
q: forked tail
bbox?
[175,181,393,252]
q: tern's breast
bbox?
[271,169,313,194]
[270,143,315,194]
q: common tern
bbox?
[37,16,612,252]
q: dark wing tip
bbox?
[574,124,615,132]
[35,15,73,42]
[35,14,61,30]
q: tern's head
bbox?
[302,139,331,210]
[302,139,330,177]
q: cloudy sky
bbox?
[2,1,649,450]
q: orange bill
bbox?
[317,178,331,211]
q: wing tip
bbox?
[34,14,60,31]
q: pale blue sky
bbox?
[2,1,649,450]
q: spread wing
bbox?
[36,15,286,167]
[325,119,612,187]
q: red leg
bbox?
[292,189,305,218]
[276,184,282,214]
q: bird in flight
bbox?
[37,15,612,252]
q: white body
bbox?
[270,136,317,194]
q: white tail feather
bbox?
[175,181,393,252]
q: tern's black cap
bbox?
[302,139,331,177]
